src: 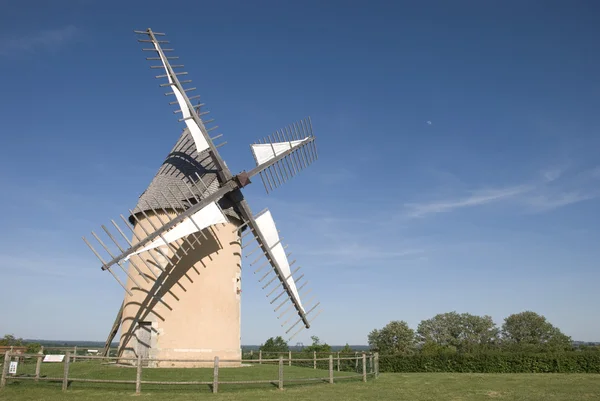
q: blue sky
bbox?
[1,0,599,345]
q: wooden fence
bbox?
[37,346,118,357]
[245,350,377,371]
[0,351,379,394]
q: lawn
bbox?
[1,360,362,397]
[1,361,600,400]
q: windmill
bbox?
[82,28,321,367]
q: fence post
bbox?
[35,351,43,382]
[362,352,367,382]
[212,356,219,393]
[329,355,333,384]
[73,346,77,363]
[337,352,340,371]
[62,352,71,391]
[313,351,316,369]
[258,350,262,364]
[374,352,379,378]
[288,350,291,366]
[1,351,10,388]
[135,353,142,394]
[278,356,284,390]
[355,352,358,370]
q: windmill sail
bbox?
[239,205,321,340]
[125,201,228,259]
[151,41,210,154]
[248,118,318,194]
[254,209,304,312]
[251,138,310,165]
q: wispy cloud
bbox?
[316,167,355,185]
[0,25,79,57]
[249,194,428,269]
[0,253,96,279]
[402,165,600,218]
[541,166,566,182]
[404,185,531,218]
[524,191,598,212]
[250,164,600,271]
[303,245,425,267]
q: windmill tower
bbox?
[82,28,321,367]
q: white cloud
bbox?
[404,185,531,218]
[522,191,599,213]
[246,195,428,269]
[0,25,79,57]
[0,253,96,279]
[316,167,355,185]
[541,166,565,182]
[303,246,425,266]
[403,165,600,218]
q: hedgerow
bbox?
[378,352,600,373]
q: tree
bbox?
[26,342,42,354]
[259,336,289,353]
[340,343,353,354]
[417,312,499,353]
[420,340,457,356]
[501,311,572,351]
[304,336,331,354]
[368,320,415,355]
[460,313,500,352]
[417,312,463,350]
[0,334,23,346]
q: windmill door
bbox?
[136,322,151,365]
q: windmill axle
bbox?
[234,171,252,188]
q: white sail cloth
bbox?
[153,42,210,154]
[251,138,310,165]
[125,202,227,260]
[254,209,304,312]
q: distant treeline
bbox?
[367,311,599,355]
[244,344,370,353]
[22,340,115,348]
[1,335,368,354]
[3,310,597,358]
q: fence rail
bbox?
[242,350,377,371]
[0,351,379,394]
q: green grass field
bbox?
[1,361,599,400]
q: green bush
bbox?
[378,352,600,373]
[25,342,42,354]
